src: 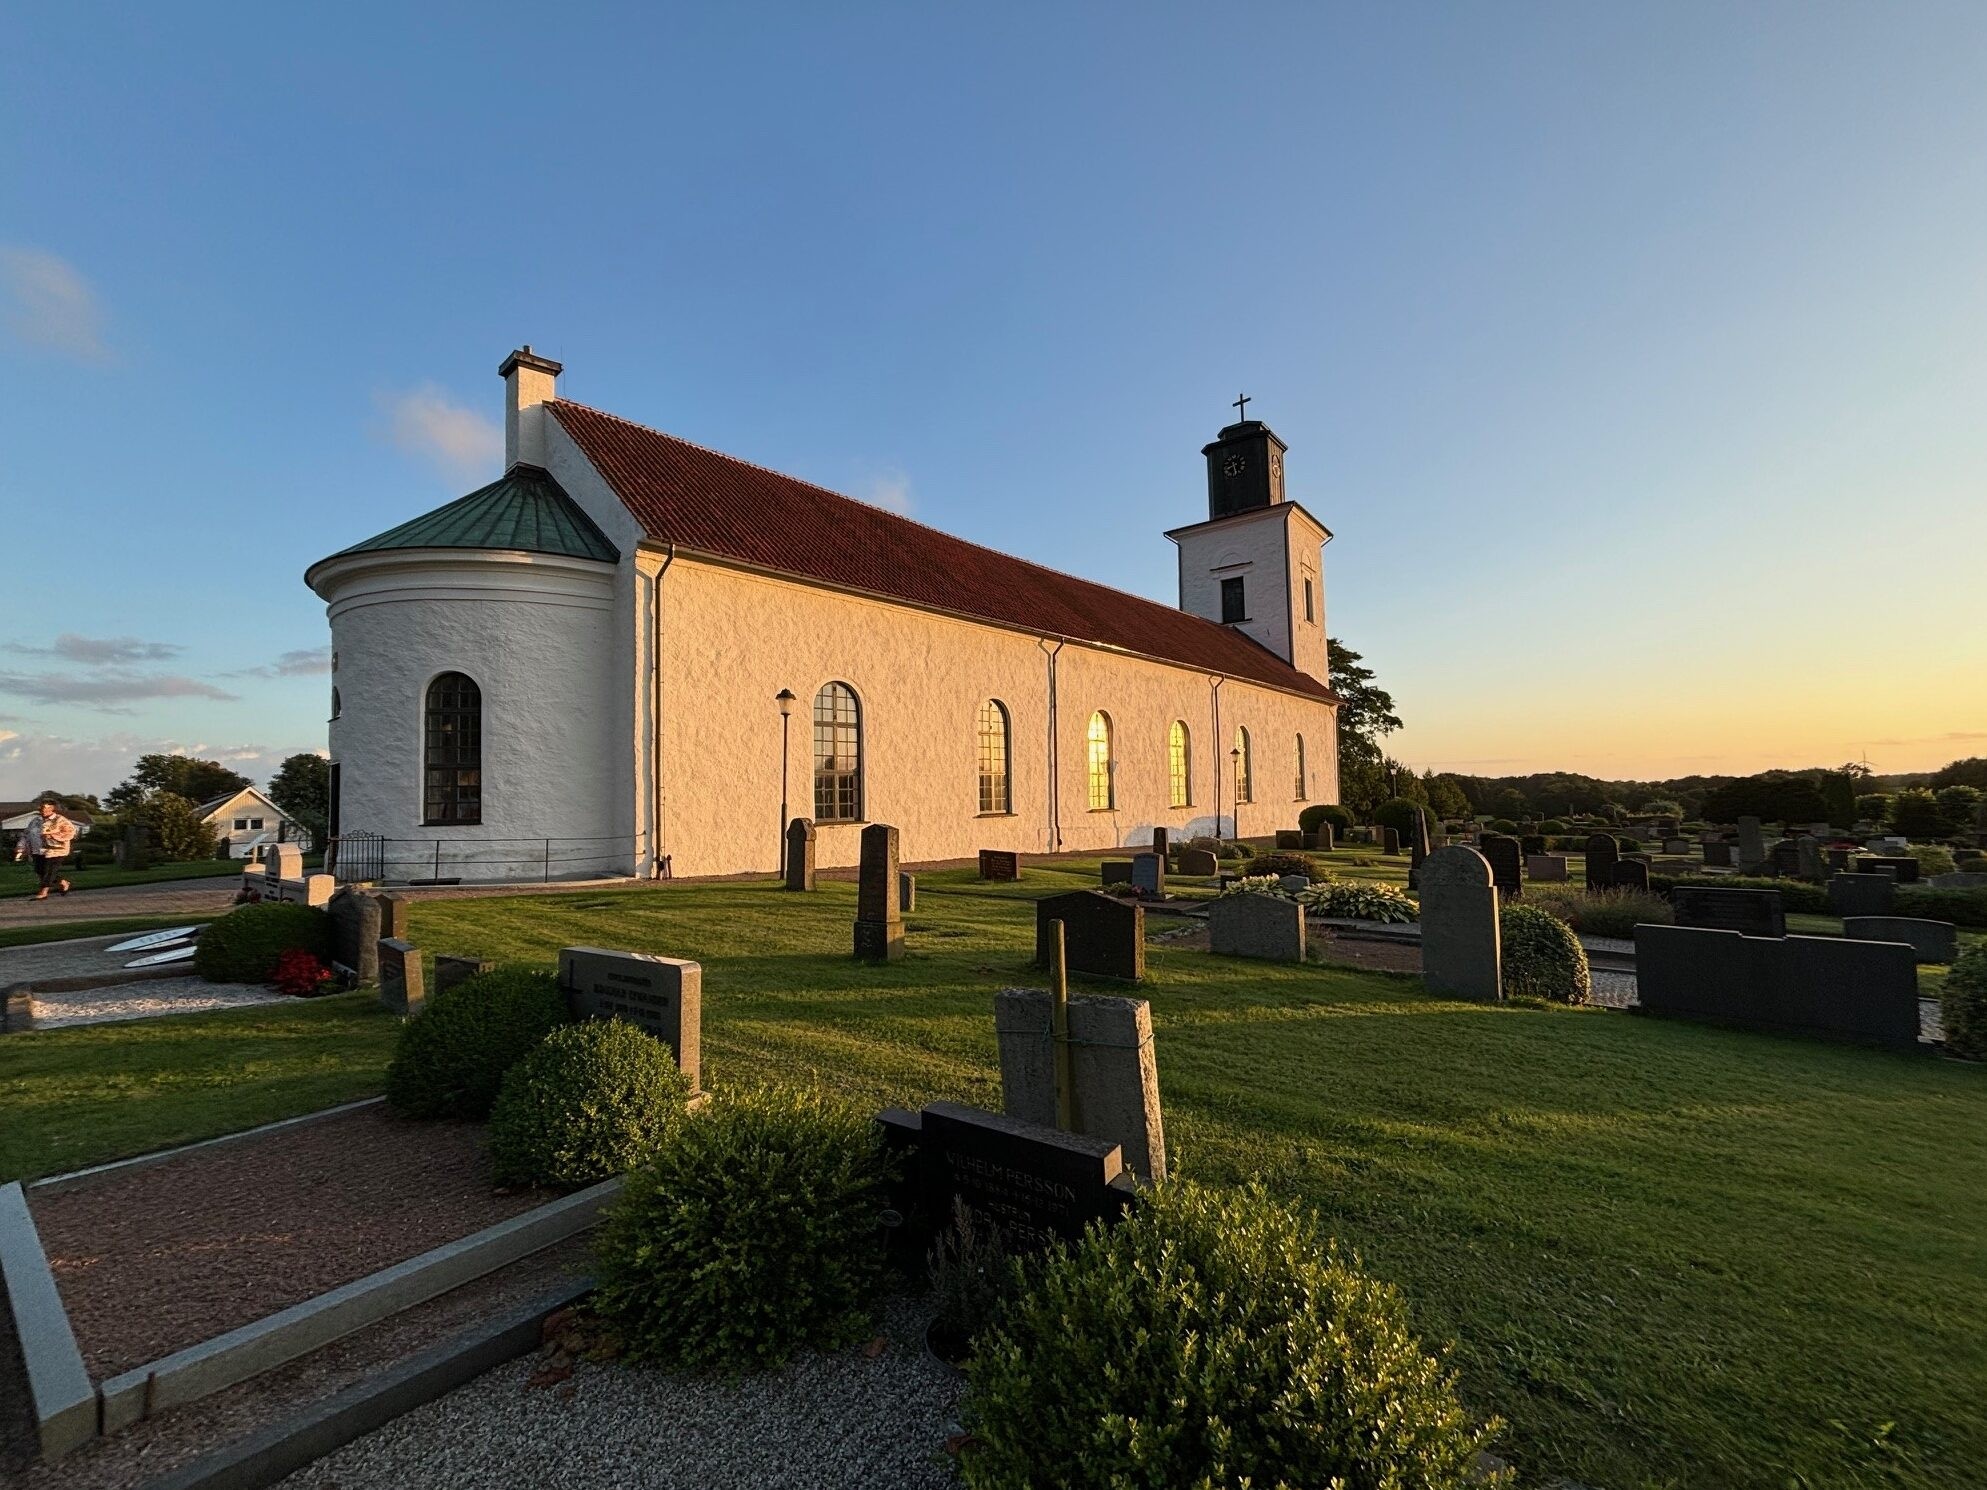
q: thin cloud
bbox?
[379,384,502,482]
[6,634,183,665]
[232,646,333,679]
[0,670,238,714]
[0,246,112,363]
[0,732,321,799]
[857,468,914,516]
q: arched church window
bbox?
[1234,725,1253,805]
[330,687,341,721]
[1168,721,1192,808]
[1087,711,1115,811]
[423,672,482,826]
[978,699,1012,814]
[1293,733,1307,800]
[814,682,863,822]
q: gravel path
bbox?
[32,1105,551,1378]
[29,976,284,1028]
[280,1294,966,1490]
[0,877,238,927]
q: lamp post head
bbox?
[776,688,796,717]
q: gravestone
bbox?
[1275,829,1303,850]
[1634,925,1920,1051]
[1175,847,1218,876]
[898,872,916,914]
[1585,833,1619,891]
[1520,834,1546,856]
[265,842,304,880]
[1841,917,1957,965]
[1859,856,1920,884]
[559,946,702,1090]
[875,1101,1136,1262]
[1207,892,1305,962]
[1769,841,1803,878]
[1100,861,1134,886]
[978,848,1020,882]
[1150,827,1169,859]
[1827,847,1855,873]
[1035,890,1144,982]
[326,888,382,983]
[1130,852,1165,898]
[1737,816,1766,868]
[377,893,410,941]
[1419,846,1501,1002]
[1526,854,1568,882]
[854,823,904,962]
[994,988,1166,1180]
[116,824,151,869]
[1795,836,1824,882]
[1828,872,1893,917]
[1664,838,1691,855]
[1277,873,1309,896]
[784,818,816,891]
[1702,842,1734,867]
[434,954,495,996]
[1672,886,1785,938]
[1407,808,1431,889]
[377,938,423,1017]
[1479,835,1522,899]
[1382,826,1401,855]
[1310,823,1335,853]
[1611,859,1652,893]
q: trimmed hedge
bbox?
[592,1085,889,1373]
[385,966,570,1119]
[1241,851,1319,880]
[1941,944,1987,1060]
[961,1181,1494,1490]
[1500,902,1592,1004]
[193,903,333,984]
[487,1019,692,1188]
[1302,803,1356,836]
[1652,874,1987,928]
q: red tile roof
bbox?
[548,400,1336,703]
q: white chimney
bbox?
[498,345,562,469]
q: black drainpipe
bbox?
[1040,637,1065,850]
[1210,674,1227,840]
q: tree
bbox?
[132,792,218,862]
[267,753,331,847]
[1888,788,1948,840]
[1934,785,1983,831]
[1821,772,1857,829]
[1700,772,1829,826]
[1327,639,1403,819]
[1855,793,1891,823]
[1423,773,1472,823]
[1931,757,1987,791]
[106,753,250,814]
[1638,799,1683,819]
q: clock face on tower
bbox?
[1223,453,1247,478]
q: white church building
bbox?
[306,349,1340,882]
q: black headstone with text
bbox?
[1702,842,1734,868]
[327,888,382,983]
[1672,885,1785,938]
[1611,859,1652,893]
[1584,834,1619,890]
[978,848,1020,882]
[1382,826,1401,855]
[1859,856,1921,884]
[1479,835,1522,898]
[1635,925,1920,1052]
[1035,890,1144,982]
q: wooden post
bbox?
[1048,918,1073,1130]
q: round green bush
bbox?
[1489,817,1518,834]
[1375,797,1425,838]
[1941,944,1987,1061]
[1241,851,1316,880]
[962,1181,1494,1490]
[592,1085,888,1372]
[193,903,332,984]
[1540,817,1568,834]
[487,1020,692,1188]
[1500,902,1591,1004]
[1307,803,1355,835]
[385,966,569,1119]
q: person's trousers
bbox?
[33,854,70,890]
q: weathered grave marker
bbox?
[898,871,916,913]
[784,818,816,891]
[1584,833,1619,891]
[1207,891,1305,962]
[326,889,382,983]
[1611,859,1652,893]
[1275,829,1303,850]
[434,955,495,996]
[1100,861,1134,886]
[853,824,905,962]
[377,939,423,1017]
[1175,847,1218,876]
[1702,842,1734,867]
[1035,890,1144,982]
[1828,872,1893,916]
[1420,846,1501,1002]
[1382,826,1401,855]
[995,987,1166,1181]
[1479,834,1522,899]
[978,848,1020,882]
[1841,916,1957,965]
[1526,854,1568,882]
[1737,816,1766,869]
[377,893,410,941]
[559,946,702,1090]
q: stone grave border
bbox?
[0,1180,94,1457]
[28,1097,387,1198]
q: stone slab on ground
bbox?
[0,1182,93,1459]
[28,978,283,1030]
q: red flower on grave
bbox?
[272,947,334,997]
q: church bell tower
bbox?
[1165,399,1331,684]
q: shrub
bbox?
[385,966,570,1119]
[1500,902,1591,1004]
[1218,874,1287,899]
[1894,885,1987,930]
[1941,944,1987,1060]
[487,1020,692,1189]
[1375,797,1425,838]
[1888,788,1949,839]
[193,903,333,984]
[961,1181,1495,1490]
[592,1085,888,1373]
[1298,881,1418,923]
[1241,851,1317,880]
[1526,884,1672,939]
[270,947,335,997]
[132,791,219,862]
[1297,803,1334,835]
[1614,834,1642,853]
[1890,843,1957,877]
[1540,818,1568,834]
[927,1198,1017,1366]
[1312,804,1356,835]
[1489,817,1518,834]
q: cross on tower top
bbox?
[1232,392,1251,421]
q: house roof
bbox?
[327,463,617,565]
[195,787,287,821]
[548,400,1337,702]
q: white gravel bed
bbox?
[30,978,287,1028]
[1578,934,1634,957]
[279,1294,965,1490]
[1588,970,1637,1008]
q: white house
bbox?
[195,787,305,859]
[305,349,1341,883]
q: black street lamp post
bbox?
[776,689,796,875]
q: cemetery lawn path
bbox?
[0,993,399,1183]
[0,856,258,898]
[417,868,1987,1490]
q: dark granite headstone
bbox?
[1100,861,1134,886]
[1827,847,1854,873]
[1702,842,1734,867]
[1149,827,1169,859]
[1314,823,1335,852]
[560,946,703,1090]
[1828,872,1894,917]
[1859,856,1920,884]
[1769,840,1803,878]
[855,823,904,961]
[1584,833,1619,891]
[898,872,916,913]
[978,848,1020,882]
[1611,859,1652,893]
[1175,848,1218,876]
[1841,916,1957,965]
[784,818,816,891]
[1634,925,1920,1051]
[1035,890,1144,982]
[1479,835,1522,898]
[1672,886,1785,937]
[326,889,382,983]
[1382,826,1401,855]
[1275,829,1303,849]
[376,893,410,942]
[377,938,423,1017]
[1130,853,1165,898]
[434,955,495,996]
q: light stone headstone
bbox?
[784,818,816,891]
[994,987,1166,1181]
[1207,892,1305,962]
[853,823,904,962]
[559,946,702,1091]
[377,893,410,941]
[265,842,304,880]
[1419,846,1501,1002]
[377,938,423,1017]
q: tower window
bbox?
[1304,576,1315,623]
[978,699,1012,814]
[423,671,482,825]
[1168,720,1192,808]
[1087,711,1115,811]
[813,682,863,823]
[1221,576,1246,624]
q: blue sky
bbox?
[4,2,1984,798]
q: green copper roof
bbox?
[334,464,618,563]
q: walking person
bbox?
[12,801,77,899]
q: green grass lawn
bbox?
[4,860,1983,1487]
[0,993,398,1181]
[0,855,250,898]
